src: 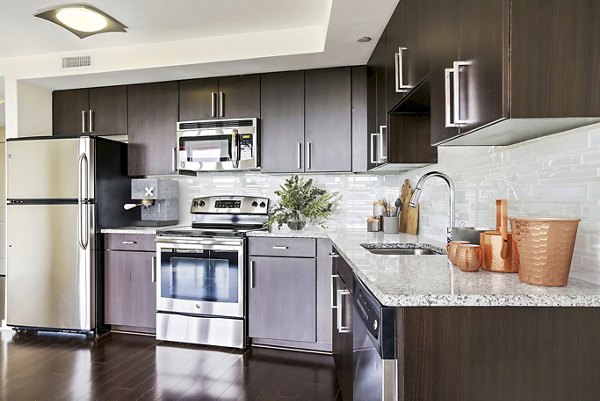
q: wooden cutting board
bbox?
[400,179,419,235]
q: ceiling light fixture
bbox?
[357,37,372,43]
[35,4,127,39]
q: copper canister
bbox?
[509,218,580,287]
[480,199,518,273]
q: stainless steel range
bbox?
[155,195,269,348]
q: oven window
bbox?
[180,136,231,163]
[160,249,239,303]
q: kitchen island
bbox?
[253,227,600,401]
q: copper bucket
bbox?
[480,199,518,273]
[509,218,580,287]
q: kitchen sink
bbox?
[361,243,445,256]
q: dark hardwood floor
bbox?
[0,330,341,401]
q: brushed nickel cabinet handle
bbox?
[250,260,255,288]
[151,256,156,283]
[306,142,312,170]
[297,142,302,170]
[88,110,94,133]
[211,92,217,117]
[272,246,288,250]
[444,68,458,128]
[122,241,137,245]
[395,47,411,92]
[379,125,387,161]
[81,110,87,133]
[453,61,470,126]
[219,92,225,117]
[331,274,339,309]
[370,133,378,164]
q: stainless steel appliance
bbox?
[176,118,259,172]
[6,136,134,333]
[155,195,269,348]
[124,178,179,226]
[353,278,398,401]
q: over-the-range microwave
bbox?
[176,118,259,173]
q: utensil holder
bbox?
[382,216,399,234]
[510,218,580,287]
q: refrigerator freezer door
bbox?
[6,203,95,331]
[7,137,95,200]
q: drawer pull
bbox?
[122,241,137,245]
[328,252,340,258]
[272,246,288,250]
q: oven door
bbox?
[156,238,244,318]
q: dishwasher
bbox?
[353,277,398,401]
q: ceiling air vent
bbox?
[60,54,93,70]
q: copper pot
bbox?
[480,199,518,273]
[455,244,482,272]
[446,241,470,265]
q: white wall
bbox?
[397,123,600,284]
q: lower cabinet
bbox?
[104,234,156,332]
[247,237,332,352]
[332,246,354,401]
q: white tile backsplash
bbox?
[168,123,600,284]
[397,122,600,284]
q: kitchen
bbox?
[1,0,600,400]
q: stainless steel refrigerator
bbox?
[6,136,134,333]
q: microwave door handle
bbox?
[231,130,240,168]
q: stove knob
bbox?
[192,201,198,207]
[373,319,378,331]
[252,201,258,207]
[195,304,201,309]
[199,201,206,207]
[259,202,266,208]
[179,162,185,168]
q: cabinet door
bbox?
[368,35,388,170]
[179,78,219,121]
[105,251,156,329]
[248,256,316,343]
[457,0,507,134]
[218,75,260,119]
[52,89,89,136]
[89,86,127,135]
[428,0,460,145]
[305,68,352,172]
[127,81,179,176]
[260,71,305,173]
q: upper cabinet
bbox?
[260,71,305,173]
[385,0,430,111]
[127,81,179,177]
[431,0,600,146]
[305,68,352,173]
[53,86,127,136]
[260,67,354,173]
[179,75,260,121]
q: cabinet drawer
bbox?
[248,237,316,257]
[105,234,156,252]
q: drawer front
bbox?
[105,234,156,252]
[333,246,353,293]
[248,237,316,257]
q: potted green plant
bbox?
[265,175,341,230]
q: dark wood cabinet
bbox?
[104,234,156,331]
[218,75,261,118]
[127,81,179,176]
[179,75,259,121]
[53,86,127,136]
[178,78,218,121]
[368,35,389,170]
[89,86,128,135]
[52,89,90,136]
[260,71,305,173]
[305,67,352,172]
[332,248,353,401]
[386,0,431,112]
[261,68,354,173]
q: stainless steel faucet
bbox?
[408,171,455,243]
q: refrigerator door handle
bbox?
[78,152,89,250]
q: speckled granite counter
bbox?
[328,230,600,308]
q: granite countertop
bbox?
[246,226,329,239]
[327,229,600,308]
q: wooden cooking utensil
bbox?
[399,179,419,235]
